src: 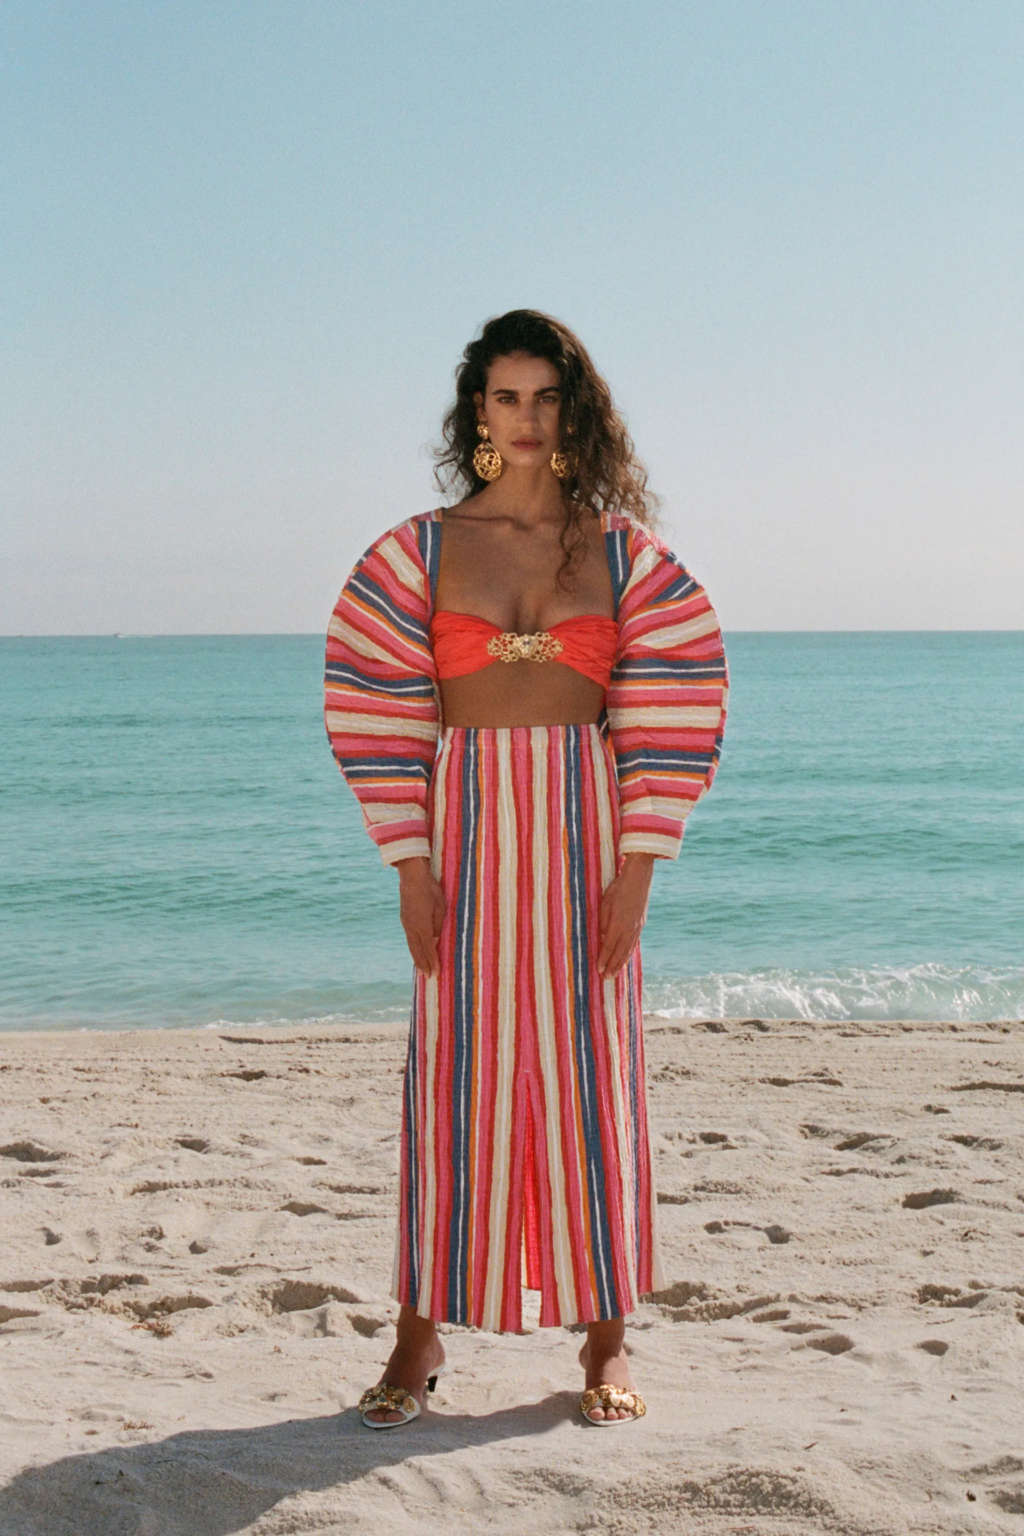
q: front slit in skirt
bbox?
[393,723,665,1331]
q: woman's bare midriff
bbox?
[439,666,606,728]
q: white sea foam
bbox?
[201,965,1024,1032]
[644,962,1024,1023]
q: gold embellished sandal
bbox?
[579,1383,647,1426]
[357,1368,443,1430]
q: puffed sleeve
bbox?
[324,517,440,866]
[605,521,728,860]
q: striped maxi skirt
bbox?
[393,722,665,1332]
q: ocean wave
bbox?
[643,962,1024,1023]
[7,964,1022,1034]
[170,963,1024,1031]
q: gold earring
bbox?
[551,421,576,480]
[472,423,503,482]
[551,445,577,480]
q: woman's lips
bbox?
[512,438,541,448]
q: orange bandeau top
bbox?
[431,609,619,690]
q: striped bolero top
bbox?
[325,508,728,866]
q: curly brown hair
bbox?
[434,310,657,584]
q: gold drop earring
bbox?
[550,422,576,480]
[472,423,503,482]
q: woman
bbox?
[324,310,727,1427]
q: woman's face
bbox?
[475,352,563,471]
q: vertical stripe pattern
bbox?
[395,722,665,1331]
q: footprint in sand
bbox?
[803,1332,854,1355]
[703,1218,792,1244]
[902,1188,960,1209]
[348,1313,388,1337]
[650,1062,694,1083]
[130,1177,228,1195]
[762,1070,842,1088]
[915,1282,1020,1312]
[77,1272,149,1297]
[259,1279,360,1311]
[650,1282,779,1323]
[0,1140,64,1163]
[127,1294,214,1321]
[0,1303,42,1326]
[834,1132,894,1152]
[763,1223,792,1244]
[964,1454,1024,1515]
[319,1182,384,1196]
[280,1200,329,1217]
[698,1131,735,1148]
[951,1079,1024,1094]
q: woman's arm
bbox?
[597,525,726,977]
[605,522,728,861]
[324,518,440,866]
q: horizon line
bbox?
[3,628,1023,641]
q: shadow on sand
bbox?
[0,1392,579,1536]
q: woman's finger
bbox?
[605,936,628,977]
[404,922,438,977]
[598,886,613,942]
[597,914,617,974]
[598,922,626,977]
[598,898,628,972]
[601,922,643,978]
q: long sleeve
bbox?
[605,520,728,860]
[324,516,440,866]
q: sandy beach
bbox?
[2,1015,1023,1535]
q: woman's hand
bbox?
[597,853,655,978]
[396,857,446,977]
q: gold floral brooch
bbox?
[485,631,564,664]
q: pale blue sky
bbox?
[3,1,1021,632]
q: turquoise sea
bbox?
[1,633,1022,1032]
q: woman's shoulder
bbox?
[600,509,680,570]
[352,509,443,568]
